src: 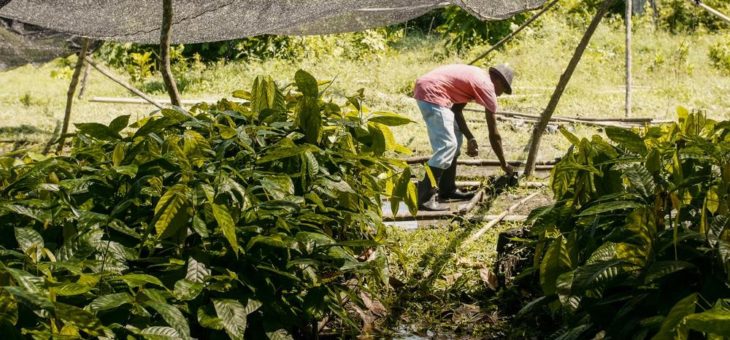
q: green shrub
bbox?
[0,70,417,338]
[709,39,730,75]
[517,109,730,339]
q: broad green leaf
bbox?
[405,181,418,216]
[75,122,121,140]
[217,124,238,140]
[559,126,581,146]
[683,309,730,336]
[294,69,319,97]
[644,261,695,284]
[186,257,211,283]
[109,114,131,133]
[267,329,294,340]
[140,326,181,340]
[212,204,239,253]
[112,143,125,167]
[298,96,321,144]
[173,279,203,301]
[605,126,647,155]
[154,185,191,237]
[260,176,295,200]
[232,89,251,100]
[53,282,92,296]
[652,293,697,340]
[0,290,18,326]
[144,300,191,340]
[120,273,165,289]
[54,302,104,336]
[577,200,644,217]
[571,260,624,292]
[540,236,572,295]
[213,299,249,340]
[3,286,52,309]
[161,108,192,123]
[88,292,133,312]
[368,111,413,126]
[14,227,43,261]
[197,306,224,330]
[706,186,720,214]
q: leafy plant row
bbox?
[0,70,417,338]
[519,109,730,339]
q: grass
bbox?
[1,15,729,159]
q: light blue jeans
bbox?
[417,100,463,170]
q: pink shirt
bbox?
[414,64,498,112]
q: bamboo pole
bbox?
[625,0,633,118]
[160,0,181,106]
[464,192,540,244]
[55,38,90,154]
[84,57,165,109]
[524,0,618,177]
[468,0,560,65]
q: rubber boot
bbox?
[417,167,449,211]
[438,156,476,201]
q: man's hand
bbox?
[502,164,515,176]
[466,139,479,157]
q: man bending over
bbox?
[413,63,514,211]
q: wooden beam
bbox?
[160,0,181,106]
[468,0,560,65]
[524,0,618,177]
[55,38,90,154]
[84,57,165,109]
[89,97,243,105]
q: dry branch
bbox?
[464,192,540,244]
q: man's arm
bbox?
[484,109,514,174]
[452,103,479,157]
[452,103,473,140]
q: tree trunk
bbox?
[160,0,181,106]
[55,38,90,154]
[524,0,618,176]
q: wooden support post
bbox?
[524,0,618,177]
[468,0,560,65]
[84,57,165,109]
[625,0,633,118]
[77,61,91,99]
[160,0,181,106]
[55,38,90,154]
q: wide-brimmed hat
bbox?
[489,64,514,95]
